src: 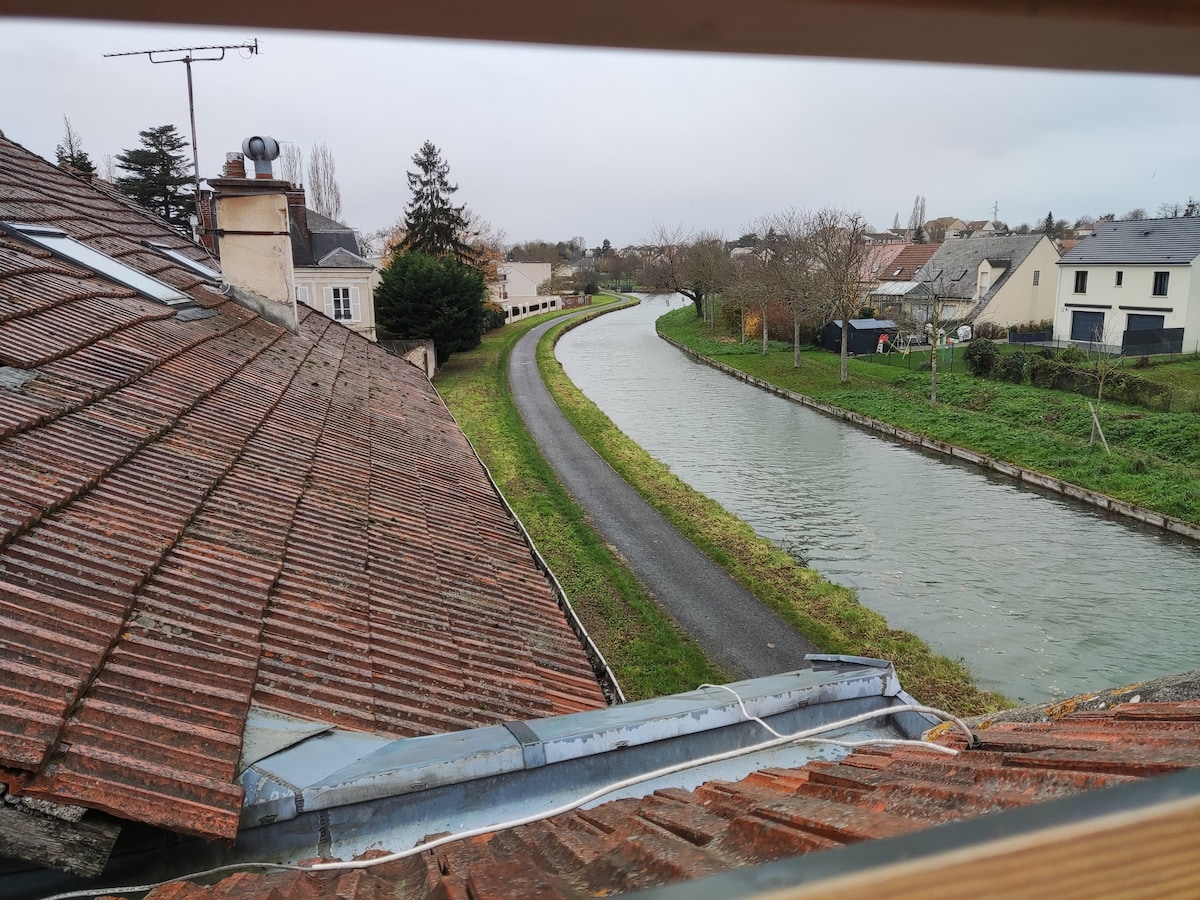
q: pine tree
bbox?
[115,125,194,229]
[55,116,96,175]
[400,141,474,264]
[1041,211,1056,236]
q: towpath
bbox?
[508,310,819,679]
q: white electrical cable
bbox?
[309,696,973,873]
[40,693,976,898]
[699,683,975,753]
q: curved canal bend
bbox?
[556,296,1200,704]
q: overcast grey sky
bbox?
[4,16,1200,247]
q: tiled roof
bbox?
[0,134,606,842]
[875,243,939,281]
[1058,216,1200,265]
[137,698,1200,898]
[859,242,904,281]
[916,234,1044,301]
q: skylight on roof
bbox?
[1,222,194,308]
[145,241,221,282]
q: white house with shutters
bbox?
[1053,217,1200,353]
[294,247,380,342]
[286,201,380,341]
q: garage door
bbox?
[1070,310,1105,342]
[1126,313,1165,331]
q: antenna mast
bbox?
[104,41,259,216]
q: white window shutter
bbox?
[322,286,334,317]
[296,285,309,306]
[350,286,362,322]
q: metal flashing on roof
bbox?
[1,221,195,308]
[237,659,928,835]
[174,306,218,321]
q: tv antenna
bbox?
[104,40,259,208]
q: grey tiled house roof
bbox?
[1059,217,1200,266]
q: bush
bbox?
[1058,344,1086,365]
[973,322,1007,340]
[374,251,488,365]
[483,301,507,331]
[995,350,1027,383]
[963,338,1000,376]
[1010,319,1053,334]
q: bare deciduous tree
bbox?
[810,208,872,383]
[641,225,731,319]
[738,210,820,364]
[307,142,343,223]
[279,142,304,185]
[463,208,507,283]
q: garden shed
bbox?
[821,318,898,354]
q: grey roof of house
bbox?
[315,246,373,268]
[290,208,361,267]
[915,234,1045,302]
[305,209,352,232]
[1057,217,1200,266]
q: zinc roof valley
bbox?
[0,132,608,873]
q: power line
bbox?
[104,40,259,217]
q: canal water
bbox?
[556,295,1200,704]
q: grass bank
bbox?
[435,303,727,701]
[539,298,1010,715]
[659,308,1200,527]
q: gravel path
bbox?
[508,310,819,679]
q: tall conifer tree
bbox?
[115,124,194,229]
[400,141,475,264]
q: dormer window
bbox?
[144,241,221,282]
[2,222,194,308]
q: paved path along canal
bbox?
[509,312,819,680]
[556,296,1200,704]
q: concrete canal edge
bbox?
[660,333,1200,543]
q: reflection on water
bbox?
[557,296,1200,704]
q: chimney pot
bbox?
[223,152,246,178]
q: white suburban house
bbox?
[491,261,562,323]
[1053,217,1200,352]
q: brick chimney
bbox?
[207,137,298,333]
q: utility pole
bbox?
[104,41,259,208]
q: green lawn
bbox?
[659,307,1200,526]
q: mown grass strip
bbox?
[435,303,727,701]
[539,298,1010,715]
[659,308,1200,526]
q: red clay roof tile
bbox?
[135,699,1200,899]
[0,133,606,842]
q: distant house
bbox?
[288,198,380,341]
[908,234,1061,328]
[1054,216,1200,352]
[491,260,562,323]
[963,219,1007,236]
[925,216,967,242]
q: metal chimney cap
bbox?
[242,136,280,161]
